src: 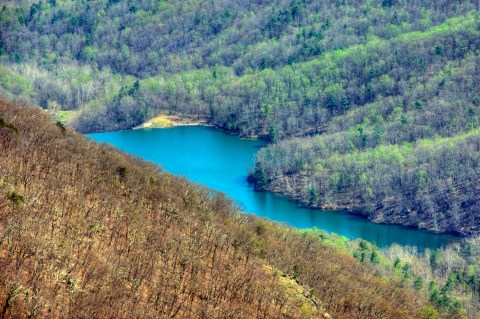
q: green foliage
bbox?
[292,264,302,278]
[393,257,401,268]
[309,183,319,206]
[56,121,66,134]
[55,111,76,124]
[417,169,428,187]
[0,0,477,137]
[370,250,380,263]
[417,306,441,319]
[7,191,23,204]
[414,276,424,290]
[0,118,18,133]
[268,124,278,143]
[252,166,268,191]
[255,127,480,235]
[430,250,440,270]
[0,66,33,101]
[359,240,368,250]
[402,263,413,279]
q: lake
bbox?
[88,126,458,251]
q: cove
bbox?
[88,126,458,251]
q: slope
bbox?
[0,99,434,318]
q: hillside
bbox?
[251,130,480,235]
[0,99,439,318]
[0,0,477,134]
[0,1,479,233]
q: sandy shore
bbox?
[133,113,209,129]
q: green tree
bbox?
[417,306,440,319]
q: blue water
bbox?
[88,126,459,250]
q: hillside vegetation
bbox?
[251,128,480,235]
[0,0,477,133]
[0,99,439,318]
[0,1,479,232]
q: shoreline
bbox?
[260,182,465,239]
[133,113,264,140]
[133,113,210,129]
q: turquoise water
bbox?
[88,126,458,250]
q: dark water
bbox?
[88,126,458,250]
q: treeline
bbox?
[0,0,478,134]
[1,99,437,318]
[247,29,480,235]
[251,129,480,235]
[1,0,475,77]
[314,229,480,318]
[380,236,480,319]
[72,13,480,134]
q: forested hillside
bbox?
[0,99,439,318]
[0,0,477,134]
[0,1,479,233]
[251,130,480,235]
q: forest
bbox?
[1,0,480,316]
[0,1,479,235]
[6,99,480,317]
[0,99,444,318]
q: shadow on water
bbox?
[88,126,459,251]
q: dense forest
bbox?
[0,0,477,135]
[0,99,444,318]
[250,127,480,235]
[2,0,480,317]
[0,0,479,235]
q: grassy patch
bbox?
[55,110,77,124]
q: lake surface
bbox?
[88,126,458,251]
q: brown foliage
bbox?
[0,99,427,318]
